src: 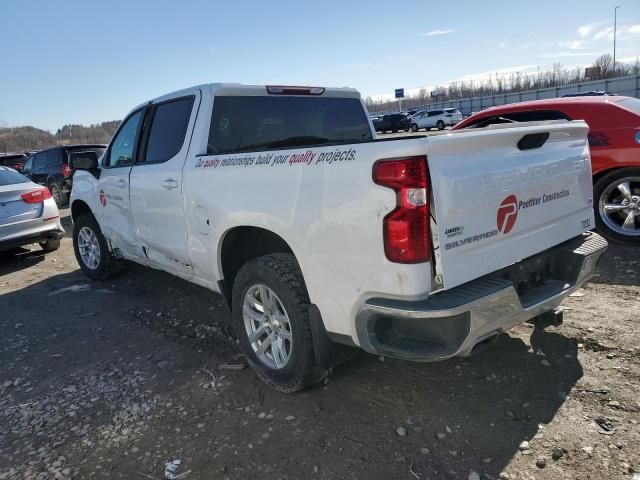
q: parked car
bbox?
[410,108,462,131]
[70,82,605,392]
[22,145,106,206]
[0,152,29,172]
[0,166,64,252]
[453,96,640,244]
[374,113,411,133]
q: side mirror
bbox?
[70,152,99,170]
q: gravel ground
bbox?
[0,209,638,480]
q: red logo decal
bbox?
[99,189,107,207]
[497,195,518,234]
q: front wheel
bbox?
[232,254,326,393]
[436,120,445,130]
[411,124,419,132]
[594,168,640,244]
[73,214,123,280]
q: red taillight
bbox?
[62,162,72,177]
[373,156,430,263]
[266,85,325,95]
[21,187,52,204]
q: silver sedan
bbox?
[0,166,64,252]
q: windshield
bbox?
[0,168,29,186]
[208,96,372,154]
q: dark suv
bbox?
[0,152,29,172]
[373,114,411,133]
[22,145,106,206]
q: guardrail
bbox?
[372,75,640,116]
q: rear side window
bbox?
[465,110,570,128]
[143,96,194,163]
[0,169,29,186]
[617,98,640,115]
[445,109,460,114]
[208,96,372,155]
[45,149,63,166]
[33,152,46,170]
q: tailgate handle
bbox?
[517,132,550,150]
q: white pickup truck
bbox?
[70,83,607,392]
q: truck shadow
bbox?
[0,262,583,480]
[315,325,581,479]
[587,241,638,287]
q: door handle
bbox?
[161,179,179,190]
[117,179,128,188]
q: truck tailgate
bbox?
[428,121,593,290]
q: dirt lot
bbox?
[0,209,638,480]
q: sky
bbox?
[1,0,639,131]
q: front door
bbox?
[95,108,145,256]
[129,92,200,276]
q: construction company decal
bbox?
[193,147,357,170]
[497,195,518,234]
[444,188,570,250]
[98,189,123,206]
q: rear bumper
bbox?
[0,228,64,252]
[355,232,607,361]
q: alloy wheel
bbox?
[77,226,101,269]
[243,284,293,370]
[598,177,640,237]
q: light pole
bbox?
[613,5,620,76]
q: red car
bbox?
[453,96,640,244]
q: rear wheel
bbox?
[436,120,445,130]
[39,239,60,252]
[232,253,326,393]
[594,168,640,244]
[73,213,123,279]
[49,184,63,206]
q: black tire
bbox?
[436,120,445,130]
[39,239,60,252]
[593,168,640,244]
[72,213,123,280]
[232,253,326,393]
[49,183,68,207]
[411,123,419,132]
[392,129,398,133]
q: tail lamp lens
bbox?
[373,156,430,263]
[21,187,52,204]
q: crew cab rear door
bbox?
[129,90,201,276]
[427,121,594,290]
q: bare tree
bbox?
[593,54,614,79]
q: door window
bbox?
[106,110,144,167]
[142,96,194,163]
